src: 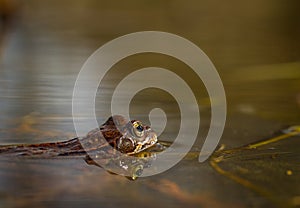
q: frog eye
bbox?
[132,121,144,138]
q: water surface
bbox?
[0,1,299,207]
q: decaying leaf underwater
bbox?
[210,126,300,207]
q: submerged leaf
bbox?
[210,126,300,207]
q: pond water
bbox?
[0,0,299,207]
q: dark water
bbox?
[0,0,299,207]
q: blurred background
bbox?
[0,0,299,207]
